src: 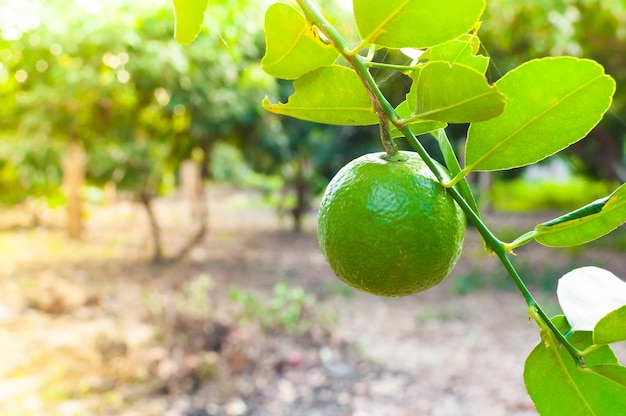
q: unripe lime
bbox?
[317,151,466,297]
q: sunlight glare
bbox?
[74,0,102,15]
[337,0,352,12]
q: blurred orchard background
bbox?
[0,0,625,415]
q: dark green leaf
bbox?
[534,182,626,247]
[466,57,616,171]
[412,61,505,123]
[594,305,626,345]
[353,0,485,49]
[525,316,626,416]
[172,0,209,45]
[262,65,378,125]
[261,3,339,80]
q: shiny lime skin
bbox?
[317,151,466,297]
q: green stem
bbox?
[295,0,401,126]
[295,0,401,153]
[504,230,537,252]
[442,167,472,188]
[403,125,585,364]
[529,302,586,365]
[295,0,585,366]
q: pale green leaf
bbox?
[466,57,616,171]
[595,305,626,345]
[261,3,339,80]
[557,267,626,331]
[353,0,485,49]
[587,365,626,388]
[390,101,446,138]
[172,0,209,45]
[534,182,626,247]
[412,61,505,123]
[420,36,489,74]
[262,65,378,125]
[524,316,626,416]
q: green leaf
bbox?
[557,267,626,331]
[525,316,626,416]
[533,182,626,247]
[420,36,489,74]
[172,0,209,45]
[390,101,446,138]
[587,364,626,388]
[411,61,505,123]
[466,57,616,171]
[353,0,485,49]
[261,3,339,80]
[262,65,378,126]
[594,305,626,345]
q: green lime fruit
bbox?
[317,151,466,297]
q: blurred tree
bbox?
[0,0,273,259]
[0,0,388,239]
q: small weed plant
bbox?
[230,282,333,336]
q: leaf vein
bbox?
[414,88,499,120]
[548,336,595,414]
[267,25,308,68]
[362,0,411,45]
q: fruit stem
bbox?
[378,111,398,157]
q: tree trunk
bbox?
[169,215,207,263]
[63,142,86,240]
[139,192,166,264]
[180,159,204,221]
[139,186,208,265]
[103,181,117,205]
[291,159,312,233]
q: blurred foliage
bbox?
[88,140,168,194]
[490,176,617,212]
[0,0,624,222]
[0,0,380,231]
[0,0,274,203]
[0,135,64,207]
[211,142,283,195]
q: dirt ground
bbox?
[0,186,624,416]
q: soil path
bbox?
[0,186,624,415]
